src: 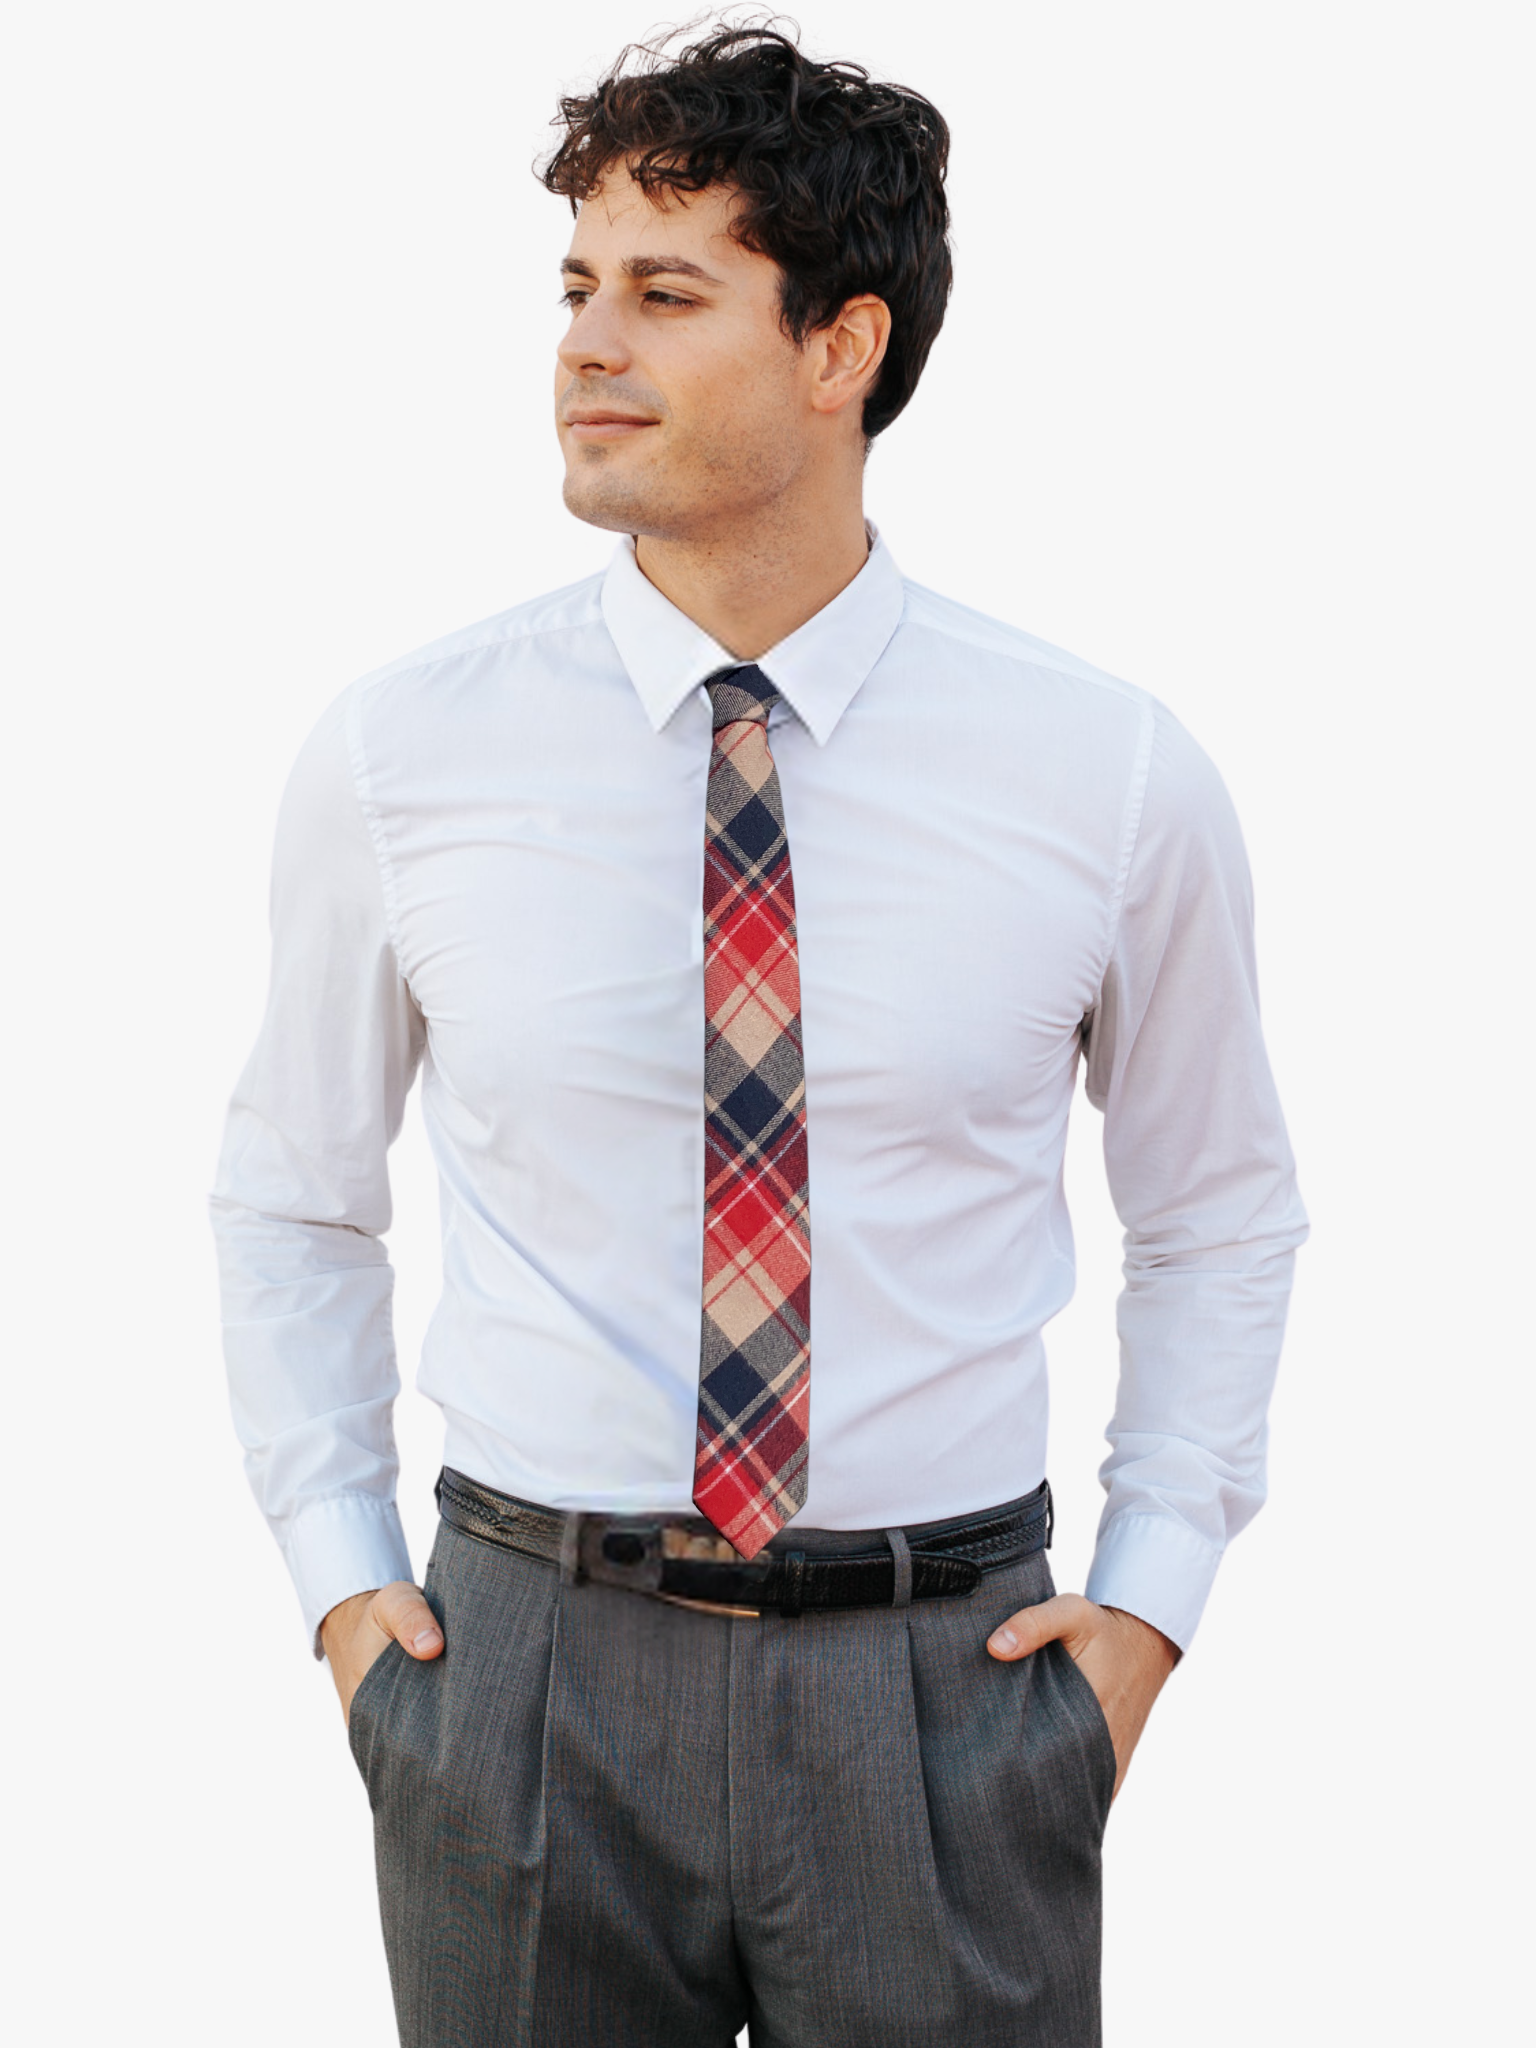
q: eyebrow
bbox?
[560,254,723,285]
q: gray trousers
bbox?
[349,1503,1115,2047]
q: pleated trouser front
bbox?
[348,1512,1115,2048]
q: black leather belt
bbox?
[435,1467,1051,1618]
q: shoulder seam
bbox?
[355,594,606,696]
[1097,695,1159,989]
[342,681,410,970]
[898,588,1145,703]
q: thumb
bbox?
[372,1579,445,1661]
[986,1592,1095,1662]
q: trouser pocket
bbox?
[347,1637,407,1781]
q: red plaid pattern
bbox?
[693,666,811,1559]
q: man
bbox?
[213,23,1305,2047]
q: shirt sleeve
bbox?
[1080,700,1307,1652]
[210,687,425,1655]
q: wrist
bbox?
[319,1586,378,1659]
[1102,1603,1181,1674]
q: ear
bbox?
[808,295,892,419]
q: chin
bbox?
[562,465,689,541]
[562,478,638,534]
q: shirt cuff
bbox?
[1083,1511,1223,1655]
[282,1494,416,1659]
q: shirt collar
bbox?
[600,523,906,747]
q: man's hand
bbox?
[319,1580,445,1726]
[986,1595,1179,1799]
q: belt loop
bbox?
[1044,1480,1054,1551]
[779,1551,806,1618]
[886,1527,913,1610]
[559,1512,584,1587]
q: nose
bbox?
[556,291,632,379]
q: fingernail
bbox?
[412,1628,441,1653]
[989,1627,1018,1655]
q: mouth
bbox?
[563,411,660,444]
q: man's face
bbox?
[554,168,815,540]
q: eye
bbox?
[642,290,694,309]
[559,288,591,310]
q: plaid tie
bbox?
[693,665,811,1560]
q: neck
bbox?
[633,485,871,662]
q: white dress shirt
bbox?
[212,531,1306,1654]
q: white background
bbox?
[6,3,1531,2041]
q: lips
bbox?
[564,408,659,442]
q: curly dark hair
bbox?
[539,21,951,439]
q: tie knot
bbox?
[706,664,780,732]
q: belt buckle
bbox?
[575,1515,664,1594]
[652,1592,761,1619]
[573,1516,760,1616]
[652,1525,761,1617]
